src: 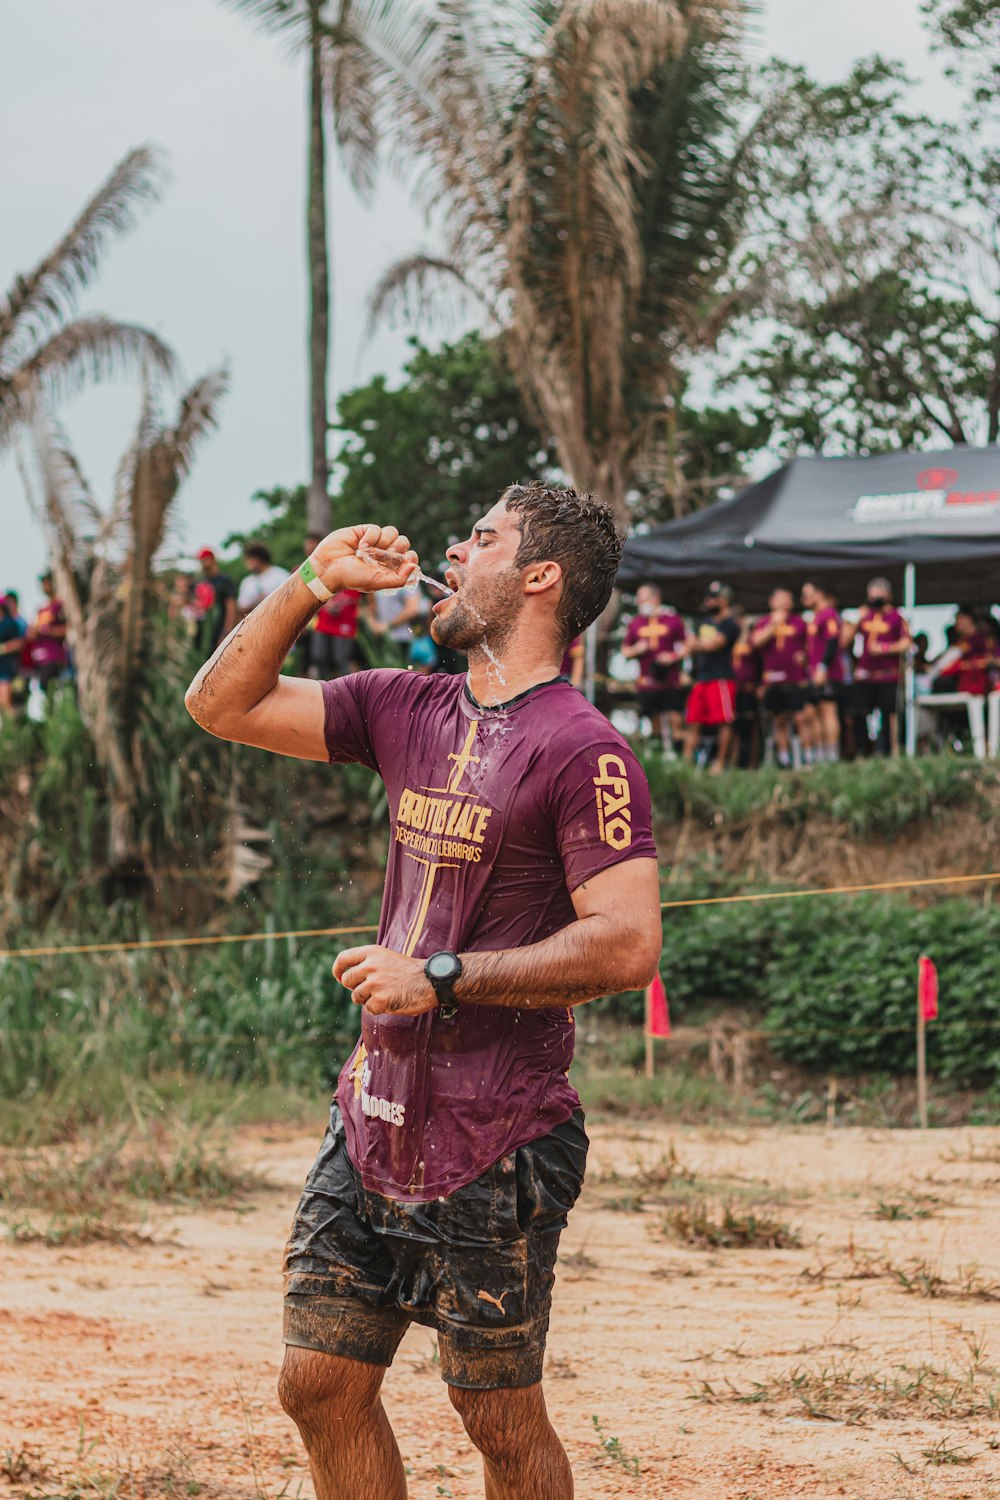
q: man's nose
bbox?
[446,539,470,565]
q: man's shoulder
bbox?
[539,686,644,761]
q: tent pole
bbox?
[904,562,917,758]
[584,620,598,704]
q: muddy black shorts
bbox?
[282,1103,588,1390]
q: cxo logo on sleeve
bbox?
[593,754,633,849]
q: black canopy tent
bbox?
[617,446,1000,612]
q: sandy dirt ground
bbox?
[4,1119,1000,1500]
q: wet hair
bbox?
[500,482,624,647]
[244,542,273,566]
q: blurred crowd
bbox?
[5,543,997,771]
[622,578,1000,771]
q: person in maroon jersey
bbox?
[620,582,688,749]
[185,484,661,1500]
[802,583,845,763]
[751,587,810,768]
[844,577,911,756]
[730,607,762,768]
[951,606,999,696]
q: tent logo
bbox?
[917,466,958,490]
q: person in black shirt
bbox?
[194,548,237,654]
[682,581,740,772]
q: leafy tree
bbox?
[921,0,1000,97]
[726,45,1000,451]
[231,333,555,563]
[353,0,756,520]
[0,148,174,451]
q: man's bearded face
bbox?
[430,502,527,654]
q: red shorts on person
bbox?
[685,680,736,726]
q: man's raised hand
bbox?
[310,524,419,595]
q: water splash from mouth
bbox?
[356,545,454,597]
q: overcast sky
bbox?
[1,0,956,611]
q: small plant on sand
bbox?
[693,1354,1000,1425]
[660,1201,802,1250]
[921,1438,977,1466]
[805,1245,1000,1303]
[592,1415,640,1476]
[0,1093,259,1247]
[873,1195,936,1221]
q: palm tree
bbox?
[359,0,751,521]
[28,369,229,872]
[0,147,175,451]
[221,0,383,536]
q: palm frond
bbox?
[220,0,316,53]
[366,252,497,333]
[0,147,167,362]
[0,317,176,450]
[326,34,380,196]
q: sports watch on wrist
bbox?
[424,950,463,1019]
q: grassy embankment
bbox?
[2,685,999,1158]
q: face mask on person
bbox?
[638,601,657,617]
[869,596,889,610]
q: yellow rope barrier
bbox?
[0,870,997,961]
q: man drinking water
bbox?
[184,482,662,1500]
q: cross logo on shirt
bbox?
[637,617,673,651]
[862,615,890,641]
[445,720,481,794]
[772,618,798,646]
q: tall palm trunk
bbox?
[307,1,332,536]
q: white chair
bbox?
[915,692,987,757]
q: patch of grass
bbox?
[591,1415,640,1476]
[693,1355,1000,1424]
[920,1438,977,1466]
[660,1200,802,1250]
[804,1244,1000,1303]
[0,1090,263,1247]
[873,1194,938,1221]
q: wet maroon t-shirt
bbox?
[807,606,845,683]
[855,606,907,683]
[322,670,657,1201]
[753,613,808,685]
[622,610,687,689]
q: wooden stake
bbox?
[916,995,928,1130]
[826,1076,837,1132]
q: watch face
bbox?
[426,951,459,981]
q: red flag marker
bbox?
[646,972,671,1038]
[919,955,939,1022]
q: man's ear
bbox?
[523,560,562,596]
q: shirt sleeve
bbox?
[551,738,657,894]
[237,576,258,611]
[321,671,380,769]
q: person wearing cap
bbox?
[24,571,69,688]
[681,582,739,772]
[843,577,910,756]
[194,548,237,654]
[301,531,365,679]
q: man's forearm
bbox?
[186,572,316,729]
[456,915,658,1009]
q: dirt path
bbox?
[4,1120,1000,1500]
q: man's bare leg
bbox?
[709,723,733,774]
[449,1384,572,1500]
[683,723,700,762]
[278,1346,407,1500]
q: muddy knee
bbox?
[449,1384,542,1462]
[279,1346,383,1431]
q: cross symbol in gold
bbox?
[637,618,672,650]
[445,720,481,794]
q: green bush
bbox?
[639,752,994,837]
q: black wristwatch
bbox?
[424,950,463,1019]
